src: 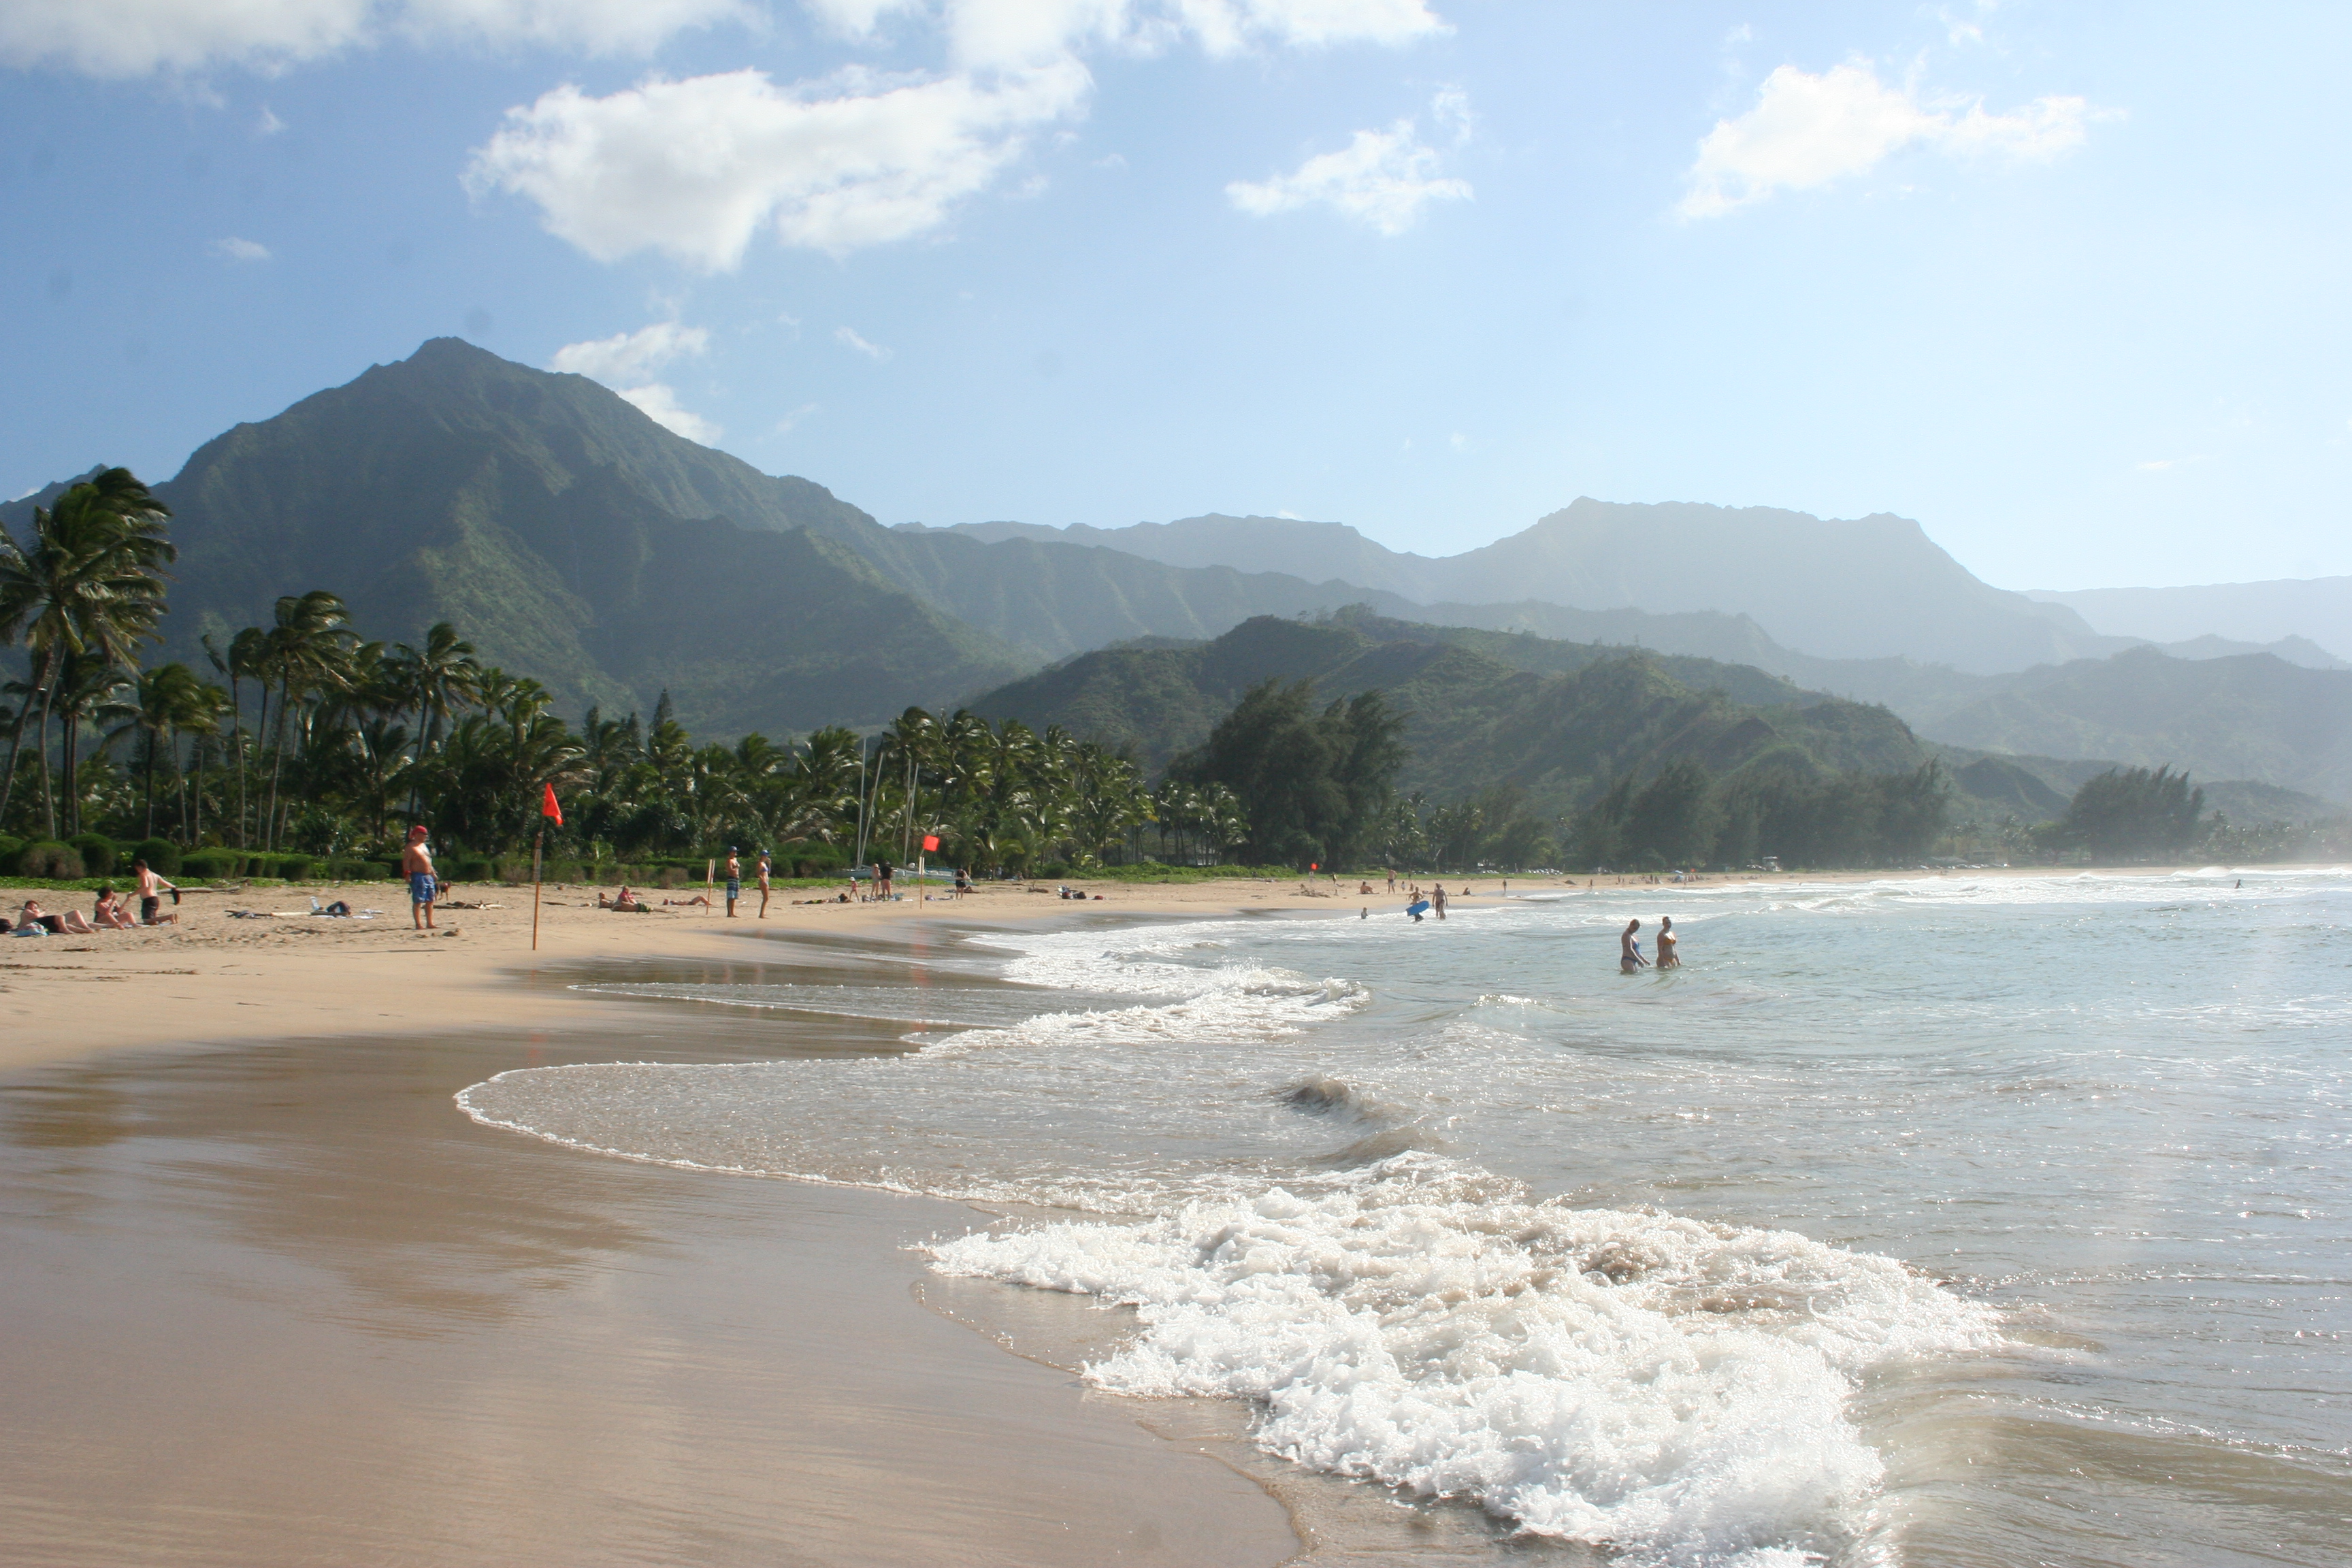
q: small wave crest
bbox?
[930,1161,2001,1567]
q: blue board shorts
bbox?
[409,872,436,904]
[726,879,741,900]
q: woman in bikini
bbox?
[1656,915,1679,968]
[1620,918,1648,973]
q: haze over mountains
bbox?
[917,511,2348,672]
[6,338,2346,813]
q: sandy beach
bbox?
[0,860,2268,1567]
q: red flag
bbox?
[921,834,940,852]
[540,782,563,826]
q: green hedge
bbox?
[67,833,118,876]
[14,840,84,879]
[131,838,182,876]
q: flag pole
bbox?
[532,826,543,951]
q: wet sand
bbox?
[0,985,1300,1567]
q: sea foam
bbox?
[932,1162,2000,1567]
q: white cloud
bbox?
[0,0,745,77]
[549,321,719,442]
[548,319,709,382]
[614,382,723,444]
[467,0,1448,267]
[466,62,1093,268]
[1680,60,2104,218]
[1172,0,1443,56]
[775,402,820,433]
[2138,455,2210,473]
[803,0,924,39]
[834,325,892,360]
[255,105,287,135]
[1226,112,1470,235]
[209,235,272,261]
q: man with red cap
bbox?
[402,824,438,932]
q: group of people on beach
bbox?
[1619,916,1679,972]
[5,859,181,937]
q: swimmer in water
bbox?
[1620,918,1648,973]
[1656,915,1679,968]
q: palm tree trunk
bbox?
[265,680,289,851]
[144,725,159,838]
[232,674,250,849]
[35,663,61,840]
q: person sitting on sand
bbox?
[600,886,644,911]
[1656,915,1679,969]
[1358,881,1374,895]
[1620,918,1648,973]
[92,887,136,930]
[131,858,180,926]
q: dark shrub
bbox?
[68,833,118,875]
[182,849,242,879]
[133,838,181,877]
[16,841,85,879]
[274,854,315,880]
[455,858,496,883]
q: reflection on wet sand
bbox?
[0,973,1296,1568]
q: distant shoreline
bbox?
[5,861,2337,1075]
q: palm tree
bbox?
[258,591,355,848]
[0,468,174,836]
[52,650,133,838]
[101,662,206,839]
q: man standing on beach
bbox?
[724,848,742,919]
[403,826,437,932]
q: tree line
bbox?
[4,469,2274,880]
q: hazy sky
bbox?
[6,1,2348,590]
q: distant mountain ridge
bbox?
[924,510,2345,674]
[2029,578,2352,662]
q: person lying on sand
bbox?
[664,894,710,907]
[17,899,94,935]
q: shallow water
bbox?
[459,868,2352,1566]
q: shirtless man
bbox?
[723,848,742,919]
[131,858,180,925]
[402,826,437,931]
[1656,915,1680,968]
[1620,918,1648,973]
[1432,884,1448,921]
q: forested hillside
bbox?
[972,613,1933,818]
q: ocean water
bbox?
[458,870,2352,1566]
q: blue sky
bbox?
[5,1,2348,591]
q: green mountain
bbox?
[1917,646,2352,803]
[970,611,1934,816]
[1,340,1489,731]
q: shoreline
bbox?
[7,860,2343,1565]
[2,860,2325,1077]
